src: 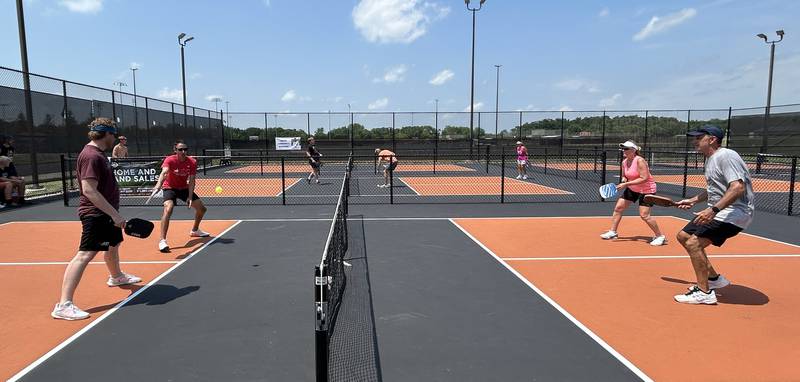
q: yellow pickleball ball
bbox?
[215,186,223,194]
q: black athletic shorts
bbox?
[308,159,321,169]
[682,219,743,247]
[163,188,200,203]
[621,188,654,207]
[79,214,123,251]
[384,161,398,171]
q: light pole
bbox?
[209,97,222,114]
[494,64,501,139]
[756,30,784,154]
[113,81,127,127]
[178,33,194,129]
[15,0,39,187]
[466,0,486,156]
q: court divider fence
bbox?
[60,149,798,216]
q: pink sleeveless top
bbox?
[516,146,528,161]
[623,157,656,194]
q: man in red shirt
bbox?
[52,118,141,321]
[152,140,209,252]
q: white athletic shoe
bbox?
[158,239,170,252]
[600,230,618,240]
[51,301,89,320]
[107,272,142,287]
[649,235,667,246]
[516,175,522,179]
[674,286,717,305]
[708,274,731,290]
[522,175,528,180]
[377,184,388,188]
[190,229,210,237]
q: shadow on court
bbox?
[661,276,769,305]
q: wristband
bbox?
[711,206,720,213]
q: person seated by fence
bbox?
[112,136,128,158]
[515,141,529,180]
[375,148,398,188]
[0,155,25,206]
[599,140,666,246]
[0,136,15,159]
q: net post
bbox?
[500,153,505,203]
[314,265,328,382]
[788,156,797,216]
[60,154,69,206]
[281,157,286,205]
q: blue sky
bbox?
[1,0,798,113]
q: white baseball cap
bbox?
[516,141,523,145]
[619,140,640,151]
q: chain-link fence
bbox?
[0,66,224,192]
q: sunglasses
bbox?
[176,148,189,152]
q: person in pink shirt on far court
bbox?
[599,140,666,246]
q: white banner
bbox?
[275,137,302,151]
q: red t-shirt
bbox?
[77,144,119,217]
[162,155,197,190]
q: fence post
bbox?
[60,155,69,206]
[171,103,177,143]
[643,110,649,151]
[264,113,269,163]
[314,264,328,382]
[544,147,548,175]
[682,151,689,198]
[485,144,490,174]
[145,98,152,155]
[788,157,797,216]
[62,80,70,154]
[281,157,286,205]
[601,151,607,201]
[202,148,207,176]
[518,111,522,141]
[433,146,437,174]
[392,112,396,153]
[500,153,505,203]
[111,89,117,122]
[389,157,394,205]
[559,111,565,156]
[725,107,732,148]
[575,149,580,180]
[601,111,606,151]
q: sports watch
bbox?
[711,206,721,213]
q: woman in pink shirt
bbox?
[515,141,528,180]
[600,140,666,246]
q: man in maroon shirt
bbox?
[52,118,142,321]
[152,140,209,252]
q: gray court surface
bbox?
[6,198,799,381]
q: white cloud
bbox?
[429,69,454,86]
[374,65,407,83]
[205,95,223,101]
[368,97,389,110]
[158,87,183,101]
[281,90,297,102]
[130,62,142,70]
[633,8,697,41]
[352,0,450,44]
[59,0,102,13]
[599,93,622,108]
[462,102,484,112]
[555,78,601,93]
[598,7,609,17]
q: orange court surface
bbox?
[452,215,800,382]
[655,174,800,192]
[0,220,238,381]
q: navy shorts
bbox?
[682,219,743,247]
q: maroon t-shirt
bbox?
[76,144,120,217]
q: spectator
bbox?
[0,136,14,158]
[0,155,24,206]
[112,136,128,158]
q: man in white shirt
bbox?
[674,125,755,305]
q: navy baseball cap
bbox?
[687,125,724,140]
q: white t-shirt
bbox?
[704,148,755,228]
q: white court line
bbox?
[396,177,421,195]
[276,178,302,197]
[6,220,243,382]
[449,219,654,382]
[502,254,800,261]
[0,261,181,266]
